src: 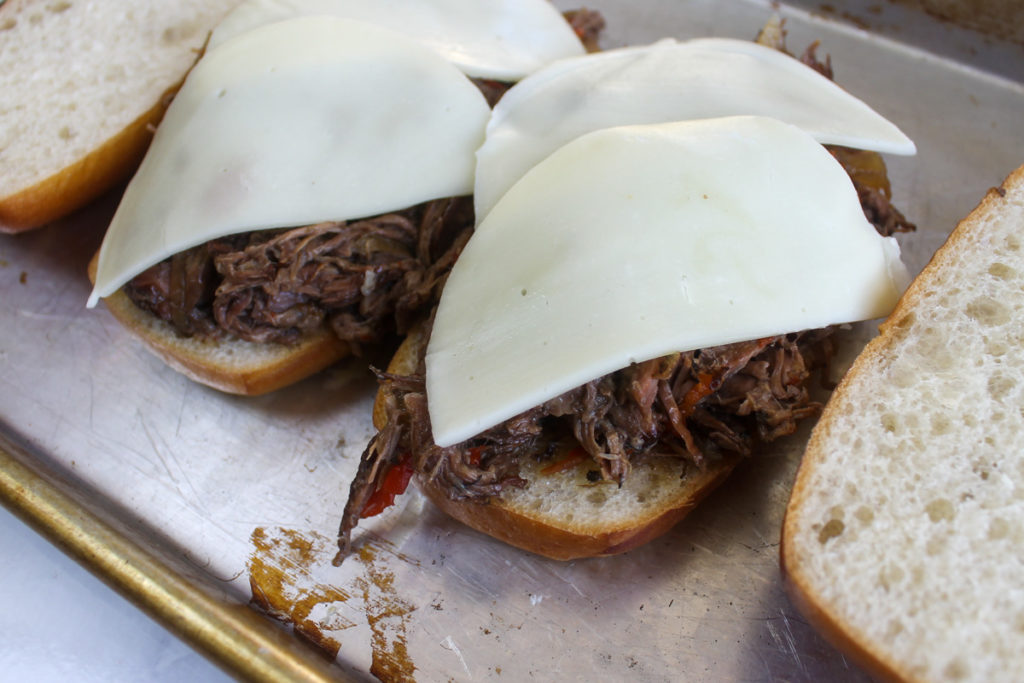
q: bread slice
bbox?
[372,321,740,560]
[88,253,349,396]
[0,0,242,233]
[782,163,1024,682]
[419,454,736,560]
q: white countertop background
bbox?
[0,504,229,683]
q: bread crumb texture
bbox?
[501,455,700,535]
[786,171,1024,683]
[0,0,239,195]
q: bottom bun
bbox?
[89,253,349,395]
[419,452,737,560]
[374,319,739,560]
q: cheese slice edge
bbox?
[428,116,909,447]
[206,0,585,80]
[88,16,491,306]
[474,37,917,222]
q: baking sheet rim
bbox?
[0,430,350,682]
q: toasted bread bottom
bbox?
[420,454,736,560]
[89,251,350,396]
[374,319,739,560]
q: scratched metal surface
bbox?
[1,0,1023,680]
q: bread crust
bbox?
[374,319,739,560]
[780,163,1024,682]
[418,459,735,560]
[0,0,242,233]
[0,96,169,234]
[779,548,912,682]
[88,251,350,396]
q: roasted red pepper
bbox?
[679,371,717,418]
[540,446,588,475]
[467,446,485,467]
[680,337,775,417]
[360,455,415,519]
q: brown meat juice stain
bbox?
[355,543,417,682]
[248,527,418,681]
[248,527,353,659]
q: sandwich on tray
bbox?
[85,0,598,395]
[337,23,919,561]
[0,0,242,233]
[782,163,1024,683]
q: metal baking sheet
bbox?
[2,0,1023,680]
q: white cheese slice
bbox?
[474,37,917,221]
[427,116,909,447]
[88,17,490,306]
[206,0,585,80]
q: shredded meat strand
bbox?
[563,8,607,52]
[124,198,474,351]
[336,325,835,553]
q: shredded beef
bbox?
[799,41,834,79]
[337,327,834,548]
[829,146,916,236]
[564,8,607,52]
[471,78,513,108]
[123,198,474,351]
[125,234,252,338]
[799,42,915,237]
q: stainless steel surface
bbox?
[0,429,344,682]
[0,502,230,682]
[2,0,1022,680]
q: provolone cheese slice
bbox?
[206,0,585,80]
[474,37,917,221]
[427,116,909,447]
[88,17,490,306]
